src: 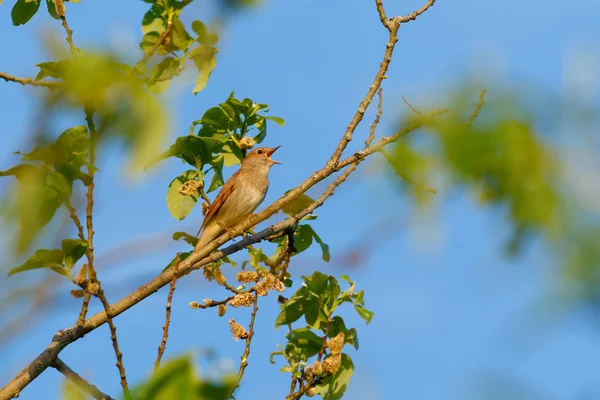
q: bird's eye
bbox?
[257,149,263,155]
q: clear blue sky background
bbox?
[1,0,600,399]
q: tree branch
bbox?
[154,254,180,373]
[397,0,437,24]
[467,89,486,127]
[52,358,114,400]
[0,72,60,89]
[229,295,259,397]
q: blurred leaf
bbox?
[150,56,180,82]
[166,170,201,221]
[61,379,86,400]
[353,303,374,325]
[132,355,235,400]
[61,239,88,270]
[192,50,216,95]
[0,164,47,184]
[163,251,191,272]
[17,183,61,252]
[35,60,69,80]
[171,17,194,50]
[8,248,64,277]
[275,286,312,327]
[314,354,354,400]
[282,193,314,216]
[173,231,198,247]
[47,171,72,199]
[11,0,41,26]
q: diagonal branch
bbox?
[52,358,114,400]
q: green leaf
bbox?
[166,170,201,221]
[0,164,47,184]
[294,225,314,253]
[353,303,374,324]
[172,231,198,247]
[207,154,224,193]
[150,56,180,82]
[150,135,210,169]
[314,354,354,400]
[11,0,41,26]
[282,193,315,216]
[265,115,285,126]
[17,184,61,253]
[47,171,72,199]
[303,271,330,295]
[192,51,216,95]
[45,0,59,19]
[312,229,331,262]
[61,239,88,270]
[8,248,64,277]
[171,17,194,50]
[35,60,69,80]
[284,328,322,361]
[329,316,359,350]
[294,224,330,262]
[275,286,312,327]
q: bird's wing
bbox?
[201,169,240,230]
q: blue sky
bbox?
[1,0,600,399]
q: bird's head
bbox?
[242,146,281,169]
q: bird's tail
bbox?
[194,223,223,253]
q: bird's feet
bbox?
[218,222,238,242]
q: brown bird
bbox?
[194,146,281,252]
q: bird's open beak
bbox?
[266,145,281,165]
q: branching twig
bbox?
[0,72,60,89]
[397,0,437,23]
[52,358,114,400]
[132,25,172,75]
[467,89,486,127]
[366,88,384,147]
[229,295,259,397]
[154,254,180,373]
[402,96,423,115]
[61,17,77,57]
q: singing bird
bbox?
[194,146,281,252]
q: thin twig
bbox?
[328,14,399,165]
[60,17,77,58]
[64,199,86,242]
[75,292,92,326]
[97,292,129,394]
[189,295,236,309]
[402,96,423,115]
[229,295,259,397]
[0,72,60,89]
[366,88,384,147]
[132,25,172,75]
[380,149,437,194]
[397,0,437,23]
[52,358,114,400]
[467,89,486,127]
[154,254,180,373]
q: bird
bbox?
[194,145,281,252]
